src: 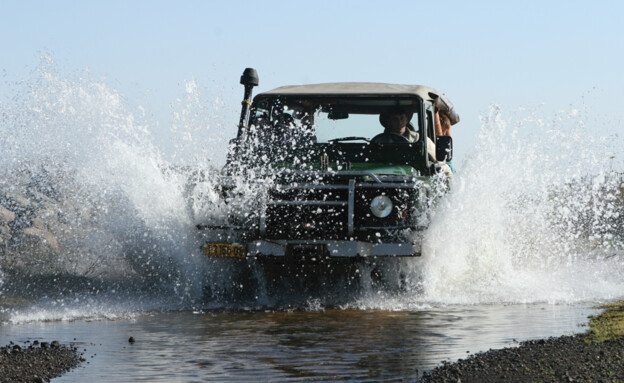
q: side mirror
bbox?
[436,136,453,162]
[328,110,349,120]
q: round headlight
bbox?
[370,195,393,218]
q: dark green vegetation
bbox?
[420,302,624,383]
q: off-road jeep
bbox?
[198,68,459,271]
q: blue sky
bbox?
[1,0,623,166]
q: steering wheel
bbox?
[371,132,410,144]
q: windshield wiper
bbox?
[329,136,372,143]
[329,136,382,147]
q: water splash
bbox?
[1,59,623,323]
[419,104,624,304]
[0,57,208,321]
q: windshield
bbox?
[250,97,421,144]
[314,112,392,142]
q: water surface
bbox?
[1,304,598,382]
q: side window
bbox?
[425,105,435,140]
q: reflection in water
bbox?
[1,304,597,382]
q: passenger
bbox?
[435,110,455,173]
[372,109,419,143]
[435,111,452,137]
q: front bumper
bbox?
[247,240,420,258]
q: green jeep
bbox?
[199,68,458,272]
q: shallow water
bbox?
[0,304,599,382]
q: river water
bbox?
[1,60,623,381]
[0,304,600,382]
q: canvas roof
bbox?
[256,82,439,101]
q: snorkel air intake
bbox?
[237,68,259,139]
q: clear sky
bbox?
[1,0,623,166]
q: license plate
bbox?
[204,243,247,259]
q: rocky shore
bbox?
[0,167,104,278]
[0,166,166,291]
[420,335,624,382]
[0,341,83,383]
[420,303,624,383]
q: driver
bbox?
[372,109,419,143]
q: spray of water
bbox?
[418,104,624,304]
[1,59,623,322]
[0,57,210,321]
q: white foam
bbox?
[419,104,624,304]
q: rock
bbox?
[21,227,59,251]
[51,341,60,349]
[34,206,60,229]
[11,194,32,208]
[31,218,46,230]
[0,205,15,223]
[128,336,135,344]
[28,190,54,206]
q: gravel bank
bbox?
[0,341,83,383]
[420,303,624,383]
[420,335,624,382]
